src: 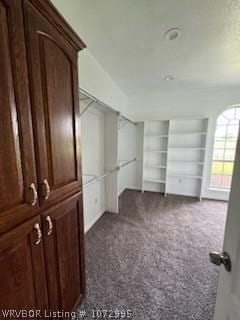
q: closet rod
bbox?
[79,88,118,116]
[82,176,96,186]
[79,88,137,126]
[83,158,136,188]
[119,114,137,126]
[83,168,118,188]
[119,158,137,169]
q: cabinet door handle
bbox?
[33,223,42,245]
[46,215,53,236]
[42,179,51,200]
[29,183,38,206]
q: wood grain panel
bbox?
[0,2,23,209]
[0,216,48,312]
[24,1,82,208]
[40,36,77,188]
[0,0,38,235]
[42,193,85,312]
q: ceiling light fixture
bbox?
[164,28,182,40]
[164,75,175,81]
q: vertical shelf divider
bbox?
[104,113,119,213]
[141,122,146,193]
[165,120,171,197]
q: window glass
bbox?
[211,107,240,189]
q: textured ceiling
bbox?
[77,0,240,96]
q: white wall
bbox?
[127,86,240,121]
[81,107,105,232]
[128,86,240,201]
[51,0,127,114]
[118,121,138,195]
[81,108,120,231]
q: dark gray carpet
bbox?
[77,190,227,320]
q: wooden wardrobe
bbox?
[0,0,86,314]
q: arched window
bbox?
[211,107,240,189]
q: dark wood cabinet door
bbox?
[42,193,85,312]
[23,1,82,208]
[0,0,38,235]
[0,216,48,314]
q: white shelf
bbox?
[168,147,205,151]
[145,135,168,138]
[167,174,203,180]
[168,160,204,165]
[144,178,166,184]
[145,165,167,169]
[170,132,207,136]
[145,150,168,153]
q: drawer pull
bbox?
[46,215,53,236]
[34,223,42,245]
[42,179,50,200]
[29,183,38,207]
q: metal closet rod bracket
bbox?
[118,113,137,126]
[79,88,119,117]
[83,167,118,188]
[79,88,137,126]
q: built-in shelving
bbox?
[142,120,169,194]
[168,147,205,150]
[144,178,166,184]
[166,118,208,199]
[141,118,208,199]
[170,132,207,136]
[145,165,167,169]
[145,150,168,153]
[145,135,169,138]
[167,174,203,180]
[168,160,204,165]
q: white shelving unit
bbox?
[142,120,169,194]
[141,118,208,199]
[166,119,208,199]
[81,92,209,220]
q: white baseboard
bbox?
[118,186,140,196]
[85,210,105,233]
[118,187,126,197]
[126,186,141,191]
[202,189,230,201]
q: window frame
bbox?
[210,107,240,190]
